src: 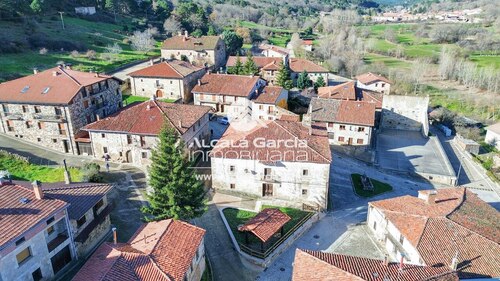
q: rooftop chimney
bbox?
[32,180,44,200]
[418,190,437,205]
[52,71,59,77]
[178,120,182,128]
[450,252,459,270]
[399,255,404,271]
[33,68,38,75]
[178,31,182,36]
[96,114,101,121]
[197,79,201,86]
[112,227,117,245]
[383,255,389,266]
[150,59,154,66]
[94,73,99,78]
[146,104,151,110]
[184,30,188,38]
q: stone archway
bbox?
[156,90,163,98]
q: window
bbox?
[58,123,66,135]
[357,139,364,144]
[302,189,308,195]
[26,121,32,128]
[259,105,263,110]
[38,122,45,129]
[34,106,41,113]
[47,217,55,224]
[103,147,108,153]
[47,225,54,235]
[101,133,106,138]
[37,138,41,142]
[339,125,346,130]
[52,139,57,143]
[328,123,334,128]
[302,169,308,176]
[338,136,345,142]
[358,127,365,132]
[83,100,89,108]
[16,247,31,265]
[230,183,235,189]
[94,199,104,213]
[32,268,43,281]
[2,104,9,113]
[54,107,62,115]
[140,136,146,147]
[15,237,25,246]
[22,105,28,113]
[77,215,87,227]
[382,83,385,88]
[229,165,235,172]
[399,234,404,244]
[127,135,132,144]
[6,120,14,132]
[142,152,148,159]
[373,221,377,230]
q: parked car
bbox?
[219,116,229,125]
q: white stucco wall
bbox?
[323,123,372,146]
[356,81,391,94]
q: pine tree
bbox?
[232,55,244,75]
[297,70,311,89]
[314,75,326,89]
[30,0,42,13]
[276,61,293,90]
[243,52,259,75]
[141,126,206,221]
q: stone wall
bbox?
[380,95,429,135]
[160,39,226,69]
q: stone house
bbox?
[73,219,206,281]
[292,249,459,281]
[0,66,122,155]
[289,58,329,84]
[251,86,288,121]
[210,120,331,210]
[226,56,284,85]
[308,98,376,146]
[83,100,211,167]
[485,122,500,150]
[0,180,113,281]
[192,73,266,121]
[356,72,391,94]
[367,188,500,279]
[128,60,206,102]
[161,32,226,69]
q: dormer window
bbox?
[42,87,50,94]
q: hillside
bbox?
[0,16,159,82]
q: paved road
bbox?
[107,58,161,81]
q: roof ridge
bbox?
[445,188,466,217]
[147,255,172,281]
[415,217,430,249]
[58,67,82,87]
[165,61,185,78]
[381,209,430,219]
[152,100,182,135]
[14,184,69,208]
[150,219,173,255]
[99,243,131,281]
[274,121,330,163]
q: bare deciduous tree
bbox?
[130,29,156,53]
[163,17,181,36]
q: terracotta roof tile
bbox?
[0,66,116,105]
[161,35,221,51]
[128,60,203,79]
[310,98,376,126]
[289,58,328,73]
[359,90,383,109]
[226,56,283,70]
[0,183,68,249]
[238,208,291,242]
[83,100,210,135]
[318,81,356,100]
[210,120,332,164]
[73,220,205,281]
[252,86,285,104]
[293,249,459,281]
[371,188,500,278]
[356,72,391,85]
[192,73,262,97]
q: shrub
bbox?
[85,50,97,60]
[122,38,131,45]
[81,162,103,182]
[70,50,80,58]
[483,157,494,171]
[39,48,48,55]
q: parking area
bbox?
[377,129,455,181]
[209,117,229,140]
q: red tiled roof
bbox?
[289,58,328,73]
[210,120,332,164]
[238,208,291,242]
[192,73,262,97]
[303,40,314,46]
[360,90,383,109]
[83,100,210,136]
[0,66,117,105]
[252,86,285,104]
[310,98,376,126]
[317,81,356,100]
[161,35,221,51]
[356,72,391,85]
[128,60,203,79]
[226,56,283,71]
[0,183,68,249]
[73,219,205,281]
[293,249,459,281]
[370,188,500,279]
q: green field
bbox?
[0,16,159,82]
[364,53,411,69]
[239,21,292,33]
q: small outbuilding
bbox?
[238,208,291,250]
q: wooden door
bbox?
[156,90,163,98]
[348,138,353,145]
[125,150,132,163]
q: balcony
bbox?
[47,232,69,253]
[4,112,23,120]
[155,84,164,89]
[260,173,281,183]
[33,113,64,122]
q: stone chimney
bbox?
[94,73,99,78]
[383,255,389,266]
[184,30,188,38]
[32,180,44,200]
[112,227,117,245]
[197,79,201,86]
[146,104,151,110]
[418,190,437,205]
[450,252,459,270]
[33,68,38,74]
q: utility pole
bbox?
[58,12,65,29]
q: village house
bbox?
[73,219,206,281]
[308,98,376,146]
[286,39,314,54]
[289,58,329,84]
[226,56,284,85]
[0,179,113,281]
[210,119,331,210]
[367,188,500,279]
[485,122,500,150]
[292,249,459,281]
[192,73,266,120]
[127,60,206,102]
[251,86,288,121]
[161,32,226,68]
[318,80,384,111]
[0,66,122,156]
[83,100,211,167]
[356,72,391,94]
[259,43,291,58]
